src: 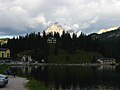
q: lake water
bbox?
[12,65,120,90]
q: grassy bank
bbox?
[26,77,47,90]
[18,74,47,90]
[0,64,9,74]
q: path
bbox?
[0,76,28,90]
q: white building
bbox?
[47,37,57,44]
[97,58,116,65]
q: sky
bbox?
[1,0,120,38]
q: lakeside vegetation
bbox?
[26,77,47,90]
[0,64,9,74]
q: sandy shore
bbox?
[0,76,29,90]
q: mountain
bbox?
[90,27,120,41]
[0,38,8,45]
[98,26,119,34]
[46,22,76,36]
[46,22,65,35]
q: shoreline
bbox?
[0,64,47,90]
[3,62,118,66]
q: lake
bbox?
[12,65,120,90]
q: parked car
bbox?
[0,74,8,87]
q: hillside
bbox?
[48,49,102,63]
[17,44,102,64]
[0,38,8,45]
[90,27,120,41]
[46,44,102,63]
[89,28,120,61]
[98,26,119,34]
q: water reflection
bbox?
[12,65,120,90]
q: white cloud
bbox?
[72,24,79,29]
[0,6,29,30]
[53,7,70,17]
[27,14,51,29]
[0,0,120,36]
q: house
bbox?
[97,58,116,65]
[47,37,57,43]
[0,48,10,59]
[21,55,33,62]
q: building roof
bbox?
[0,48,9,51]
[98,58,115,61]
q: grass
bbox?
[15,74,48,90]
[17,74,48,90]
[26,77,47,90]
[0,64,9,74]
[17,71,47,90]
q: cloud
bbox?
[26,14,51,32]
[0,0,120,37]
[53,7,70,18]
[0,6,29,34]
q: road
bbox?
[0,76,28,90]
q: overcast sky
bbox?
[0,0,120,37]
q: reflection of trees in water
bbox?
[12,66,33,76]
[97,65,116,71]
[31,66,49,83]
[30,66,100,89]
[96,65,120,90]
[13,65,120,90]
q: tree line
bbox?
[1,31,120,62]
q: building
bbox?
[21,55,33,62]
[97,58,116,65]
[0,48,10,59]
[47,37,57,43]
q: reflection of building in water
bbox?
[98,65,116,71]
[97,58,116,65]
[18,66,32,74]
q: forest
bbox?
[1,30,120,63]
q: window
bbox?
[2,52,4,58]
[7,53,10,58]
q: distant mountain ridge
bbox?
[46,22,65,35]
[46,22,75,36]
[0,38,8,45]
[97,26,119,34]
[90,27,120,41]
